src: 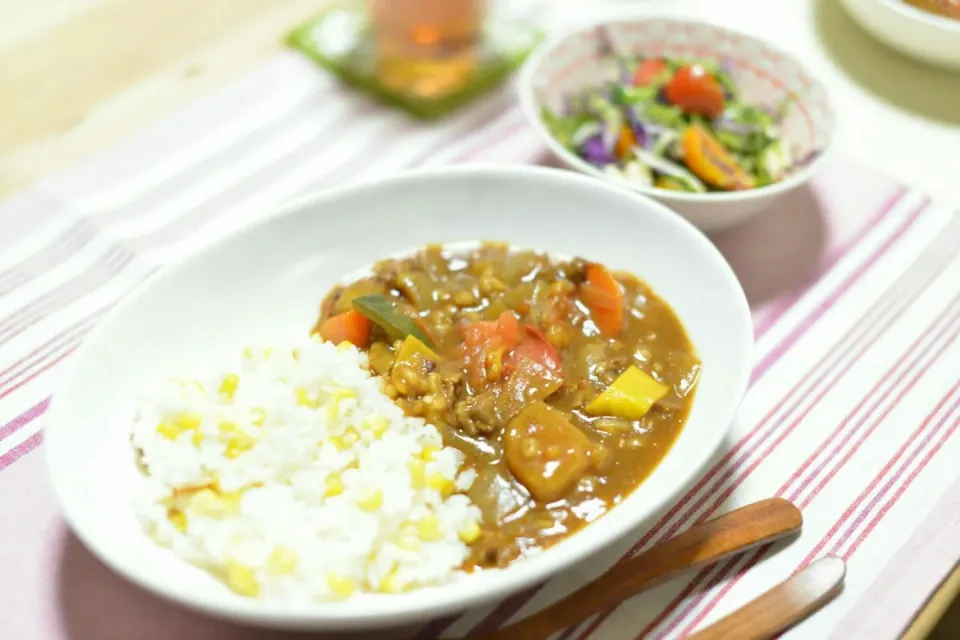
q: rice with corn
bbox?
[131,336,482,602]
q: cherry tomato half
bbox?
[633,58,667,86]
[664,65,726,118]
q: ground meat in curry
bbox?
[314,243,700,569]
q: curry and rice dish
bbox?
[130,242,699,601]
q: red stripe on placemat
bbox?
[0,251,134,346]
[658,298,960,638]
[0,399,50,444]
[786,305,960,511]
[678,387,960,639]
[752,187,907,338]
[831,433,960,639]
[0,431,43,473]
[0,82,343,302]
[750,196,926,385]
[567,203,945,640]
[457,197,931,640]
[0,99,522,453]
[842,393,960,557]
[804,384,960,566]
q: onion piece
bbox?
[632,146,707,192]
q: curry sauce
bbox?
[315,243,700,568]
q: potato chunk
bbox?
[504,402,592,503]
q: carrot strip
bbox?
[317,310,371,348]
[614,125,637,160]
[582,264,624,337]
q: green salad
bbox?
[542,55,813,193]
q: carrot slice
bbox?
[633,58,667,87]
[682,125,755,190]
[317,310,371,348]
[614,124,637,160]
[581,264,624,338]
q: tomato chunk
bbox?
[463,311,521,389]
[664,65,726,118]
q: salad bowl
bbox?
[518,16,836,231]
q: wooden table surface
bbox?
[1,1,958,638]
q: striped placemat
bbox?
[1,9,959,640]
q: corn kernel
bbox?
[342,428,359,448]
[427,473,454,497]
[327,572,354,598]
[219,373,239,398]
[225,560,260,597]
[357,488,383,512]
[326,400,340,420]
[156,421,180,440]
[324,473,344,497]
[267,547,298,575]
[250,407,267,427]
[328,435,345,451]
[225,432,254,459]
[367,415,390,438]
[379,570,406,594]
[176,413,203,431]
[167,507,187,532]
[330,387,357,401]
[408,460,426,490]
[420,446,440,462]
[396,535,420,551]
[177,379,206,396]
[417,514,443,542]
[458,521,482,544]
[189,489,225,517]
[191,431,204,446]
[222,491,243,512]
[295,387,314,408]
[218,421,238,436]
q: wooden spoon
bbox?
[484,498,803,640]
[687,555,845,640]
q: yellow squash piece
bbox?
[395,335,440,366]
[585,366,669,420]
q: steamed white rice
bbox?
[131,336,483,602]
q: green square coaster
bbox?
[286,1,543,119]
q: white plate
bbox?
[45,165,752,631]
[840,0,960,70]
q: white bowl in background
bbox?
[45,166,752,631]
[839,0,960,69]
[518,16,836,231]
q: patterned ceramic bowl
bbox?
[518,16,836,231]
